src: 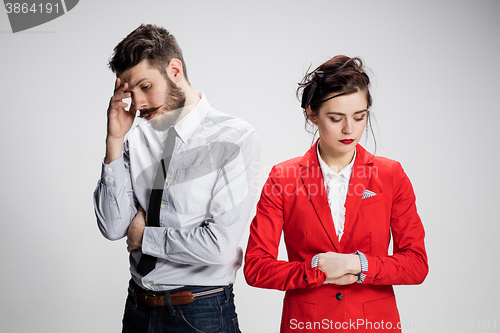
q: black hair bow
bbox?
[299,71,324,109]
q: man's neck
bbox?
[173,89,201,126]
[181,83,201,107]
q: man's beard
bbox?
[146,76,186,131]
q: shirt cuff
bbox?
[311,254,328,284]
[311,254,320,268]
[355,250,368,283]
[101,156,126,186]
[142,226,167,259]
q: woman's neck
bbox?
[318,140,356,173]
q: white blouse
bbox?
[316,143,356,241]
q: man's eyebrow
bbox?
[326,109,368,116]
[124,78,148,91]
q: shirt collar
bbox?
[173,92,209,143]
[317,143,356,180]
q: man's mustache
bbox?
[138,105,163,118]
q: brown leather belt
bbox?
[130,286,228,307]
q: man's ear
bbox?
[165,59,183,83]
[306,107,317,125]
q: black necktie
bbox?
[137,127,177,276]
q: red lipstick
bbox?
[339,139,354,145]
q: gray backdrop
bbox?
[1,0,499,332]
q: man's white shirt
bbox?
[94,93,260,291]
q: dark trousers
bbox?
[122,280,241,333]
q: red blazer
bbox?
[244,142,428,332]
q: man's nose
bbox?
[132,93,147,111]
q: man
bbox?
[93,24,260,332]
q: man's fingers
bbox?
[110,100,129,109]
[111,79,131,117]
[112,88,131,102]
[114,77,121,91]
[107,103,128,119]
[116,101,129,110]
[114,77,129,95]
[114,77,128,92]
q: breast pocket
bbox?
[353,192,389,254]
[358,193,387,223]
[170,165,217,215]
[360,192,384,206]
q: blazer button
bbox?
[336,292,343,301]
[303,275,308,282]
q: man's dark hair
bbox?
[108,24,189,82]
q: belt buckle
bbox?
[144,294,156,306]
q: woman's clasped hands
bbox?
[317,252,362,285]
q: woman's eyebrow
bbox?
[326,109,368,116]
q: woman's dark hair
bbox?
[108,24,189,82]
[297,55,376,150]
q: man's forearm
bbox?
[94,156,138,240]
[104,136,125,164]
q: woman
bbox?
[244,55,428,332]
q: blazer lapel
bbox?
[299,141,340,252]
[342,145,373,244]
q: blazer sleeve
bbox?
[361,161,429,285]
[244,165,327,291]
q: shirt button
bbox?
[160,204,165,209]
[165,178,168,183]
[336,292,343,301]
[112,201,116,205]
[109,177,114,181]
[107,167,112,172]
[146,282,152,287]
